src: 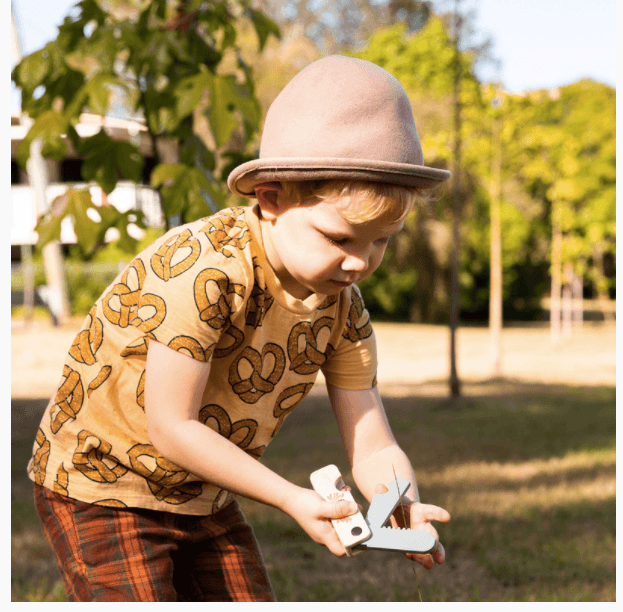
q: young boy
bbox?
[29,55,451,601]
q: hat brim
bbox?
[227,158,451,198]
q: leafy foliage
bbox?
[12,0,279,258]
[353,17,615,321]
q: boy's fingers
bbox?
[432,541,446,564]
[419,521,440,542]
[408,541,445,568]
[323,532,347,557]
[413,554,435,569]
[413,503,451,523]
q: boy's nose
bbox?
[341,253,369,273]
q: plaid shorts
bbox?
[34,484,276,602]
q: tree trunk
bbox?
[592,242,614,322]
[571,271,583,327]
[489,111,503,377]
[13,6,70,326]
[448,0,463,398]
[562,261,573,341]
[550,201,563,343]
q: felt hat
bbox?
[227,55,450,198]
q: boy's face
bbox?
[258,191,403,300]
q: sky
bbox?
[9,0,618,113]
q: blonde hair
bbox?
[278,180,431,225]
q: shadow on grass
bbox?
[11,381,615,601]
[249,496,615,602]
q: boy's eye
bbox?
[375,236,392,246]
[323,234,348,246]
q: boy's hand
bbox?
[281,486,361,557]
[375,483,450,570]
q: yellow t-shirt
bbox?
[28,205,378,515]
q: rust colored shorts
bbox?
[34,484,275,602]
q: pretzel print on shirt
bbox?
[287,317,336,375]
[87,366,112,398]
[150,228,201,281]
[228,343,285,403]
[272,382,314,437]
[342,287,373,342]
[199,207,251,258]
[53,463,69,496]
[30,428,50,486]
[72,430,129,484]
[212,489,235,514]
[318,294,338,311]
[198,404,261,453]
[136,370,146,409]
[120,333,155,358]
[127,443,203,505]
[214,324,244,359]
[69,305,103,365]
[168,335,211,361]
[50,365,84,434]
[102,259,166,333]
[92,499,128,508]
[194,268,245,330]
[245,259,274,328]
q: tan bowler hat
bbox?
[227,55,450,197]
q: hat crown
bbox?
[260,55,424,166]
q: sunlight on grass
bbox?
[12,381,615,601]
[428,449,615,487]
[447,472,614,518]
[424,449,615,518]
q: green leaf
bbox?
[35,189,100,254]
[98,206,147,255]
[173,70,211,126]
[35,188,148,257]
[114,141,144,182]
[150,163,187,189]
[151,163,224,221]
[12,45,51,91]
[33,203,65,247]
[208,74,261,148]
[180,133,216,172]
[80,130,143,194]
[16,111,68,168]
[245,8,281,51]
[89,73,127,115]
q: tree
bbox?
[12,0,280,259]
[257,0,433,54]
[512,81,616,340]
[356,5,487,396]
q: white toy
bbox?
[310,464,437,558]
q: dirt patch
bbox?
[11,318,615,400]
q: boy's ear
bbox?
[255,182,282,220]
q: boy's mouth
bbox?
[330,279,354,288]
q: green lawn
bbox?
[11,382,615,601]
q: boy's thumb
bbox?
[325,499,358,519]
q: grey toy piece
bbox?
[310,465,437,556]
[352,478,437,555]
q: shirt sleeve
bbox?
[321,285,378,390]
[132,225,250,363]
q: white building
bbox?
[10,112,165,256]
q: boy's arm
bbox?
[144,340,358,557]
[327,383,450,569]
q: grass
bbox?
[11,382,615,601]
